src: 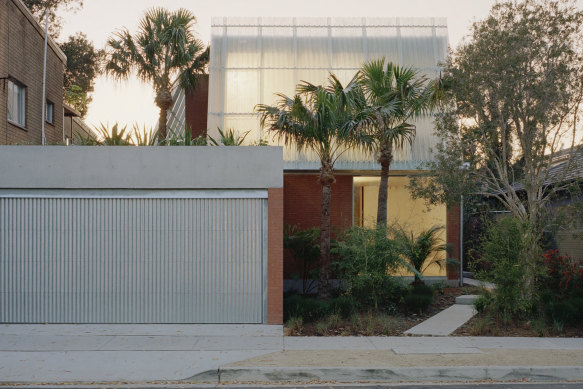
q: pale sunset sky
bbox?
[56,0,583,130]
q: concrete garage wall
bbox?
[0,146,284,324]
[0,146,282,189]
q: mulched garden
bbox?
[285,285,481,336]
[453,312,583,337]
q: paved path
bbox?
[0,324,283,383]
[404,303,477,336]
[3,324,583,384]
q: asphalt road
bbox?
[5,382,583,389]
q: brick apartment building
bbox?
[1,0,66,145]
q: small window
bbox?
[46,100,54,124]
[7,80,26,127]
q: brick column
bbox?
[446,204,461,281]
[267,187,283,324]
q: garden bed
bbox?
[453,312,583,337]
[285,285,481,336]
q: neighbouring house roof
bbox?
[508,148,583,193]
[203,17,449,172]
[546,148,583,185]
[63,103,81,118]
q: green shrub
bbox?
[544,295,583,327]
[404,292,433,313]
[284,226,320,295]
[285,316,304,335]
[327,295,358,319]
[283,295,328,323]
[333,226,409,309]
[411,284,434,296]
[208,127,249,146]
[283,294,358,323]
[474,293,493,314]
[542,249,583,297]
[474,217,534,319]
[393,225,447,285]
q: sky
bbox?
[57,0,583,130]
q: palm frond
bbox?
[104,6,207,110]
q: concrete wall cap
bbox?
[0,146,283,189]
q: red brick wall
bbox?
[446,204,461,281]
[184,75,208,138]
[283,174,353,278]
[1,0,65,145]
[268,188,283,324]
[284,174,353,231]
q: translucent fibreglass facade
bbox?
[207,17,449,170]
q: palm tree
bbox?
[394,225,447,285]
[256,74,371,299]
[358,58,439,227]
[105,8,209,140]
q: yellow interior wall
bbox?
[355,176,447,277]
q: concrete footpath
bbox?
[2,325,583,385]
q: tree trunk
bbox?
[318,160,335,299]
[519,220,542,303]
[376,143,393,227]
[155,88,173,142]
[158,107,168,140]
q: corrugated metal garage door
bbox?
[0,190,267,324]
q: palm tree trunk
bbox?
[318,160,335,299]
[319,183,332,299]
[158,107,168,140]
[155,87,173,142]
[376,143,393,227]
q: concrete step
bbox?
[455,294,479,305]
[464,277,495,290]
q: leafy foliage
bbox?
[132,125,159,146]
[59,33,104,117]
[357,59,441,225]
[404,291,433,313]
[283,295,357,323]
[208,128,249,146]
[94,123,132,146]
[73,131,99,145]
[409,0,583,301]
[23,0,83,39]
[284,226,320,295]
[542,250,583,296]
[393,225,447,285]
[105,7,209,140]
[257,74,372,298]
[333,226,410,310]
[474,217,535,320]
[165,126,207,146]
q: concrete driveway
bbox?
[0,324,283,383]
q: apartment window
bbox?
[7,80,26,127]
[46,100,54,124]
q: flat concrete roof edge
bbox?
[0,146,283,189]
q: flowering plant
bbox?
[542,249,583,296]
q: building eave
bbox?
[11,0,68,64]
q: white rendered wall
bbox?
[207,17,449,171]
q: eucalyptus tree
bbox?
[408,0,583,301]
[105,8,209,140]
[358,59,439,227]
[256,74,371,298]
